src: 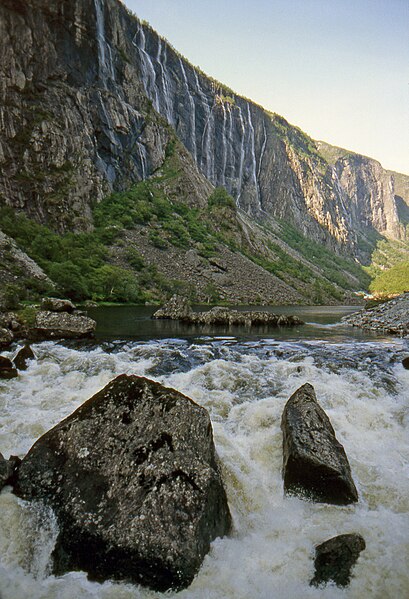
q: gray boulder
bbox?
[152,294,194,320]
[14,375,231,591]
[40,297,76,313]
[281,383,358,504]
[30,311,96,340]
[310,533,366,587]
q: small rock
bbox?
[310,533,366,587]
[281,383,358,504]
[0,453,20,490]
[40,297,76,313]
[0,355,18,379]
[402,357,409,370]
[13,345,35,370]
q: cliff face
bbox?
[0,0,406,253]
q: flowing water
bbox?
[1,306,408,599]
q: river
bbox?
[0,306,408,598]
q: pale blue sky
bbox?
[123,0,408,175]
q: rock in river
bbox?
[13,344,35,371]
[310,533,366,587]
[281,383,358,504]
[14,375,232,591]
[0,355,18,379]
[29,310,96,340]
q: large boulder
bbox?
[14,375,231,591]
[40,297,76,313]
[310,533,366,587]
[0,355,18,379]
[281,383,358,504]
[29,310,96,340]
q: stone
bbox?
[402,356,409,370]
[0,453,20,490]
[0,355,18,379]
[13,344,35,370]
[281,383,358,504]
[14,375,231,591]
[40,297,76,313]
[152,294,194,321]
[29,311,96,340]
[0,327,13,348]
[310,533,366,587]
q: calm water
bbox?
[0,306,408,598]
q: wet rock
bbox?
[0,453,20,490]
[29,311,96,340]
[310,533,366,587]
[402,357,409,370]
[13,344,35,370]
[153,294,194,320]
[281,383,358,504]
[0,355,18,379]
[14,375,231,591]
[153,298,303,328]
[40,297,76,313]
[0,327,13,348]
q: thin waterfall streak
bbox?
[247,103,260,208]
[179,59,197,160]
[94,0,115,84]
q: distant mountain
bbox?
[0,0,407,306]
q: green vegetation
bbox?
[277,222,371,291]
[366,238,409,279]
[369,261,409,295]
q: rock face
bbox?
[342,293,409,336]
[281,383,358,504]
[14,375,232,591]
[310,533,366,587]
[29,310,96,340]
[153,296,303,327]
[0,0,407,256]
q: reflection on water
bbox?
[88,304,388,343]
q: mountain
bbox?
[0,0,407,306]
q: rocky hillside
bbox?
[0,0,407,304]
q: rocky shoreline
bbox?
[153,295,304,327]
[342,293,409,336]
[0,298,96,348]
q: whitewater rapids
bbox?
[0,336,408,598]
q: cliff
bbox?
[0,0,407,304]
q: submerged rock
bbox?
[281,383,358,504]
[0,355,18,379]
[14,375,231,591]
[310,533,366,587]
[29,310,96,340]
[153,296,303,327]
[13,344,35,370]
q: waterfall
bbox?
[179,58,197,160]
[156,40,174,125]
[132,25,159,112]
[257,119,268,206]
[247,104,261,208]
[236,106,246,206]
[195,72,214,181]
[220,103,228,187]
[94,0,115,85]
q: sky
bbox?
[124,0,408,175]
